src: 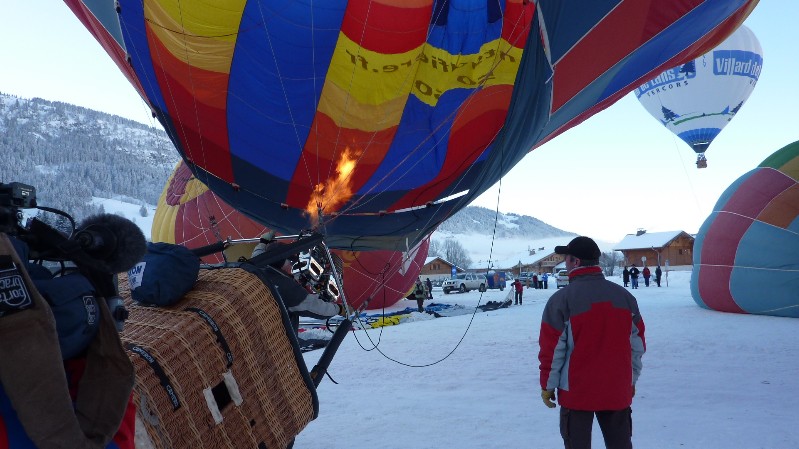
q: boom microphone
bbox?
[73,213,147,273]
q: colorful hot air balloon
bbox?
[153,162,429,310]
[66,0,757,250]
[635,24,763,168]
[691,141,799,318]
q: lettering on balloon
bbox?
[333,37,524,107]
[712,50,763,80]
[634,67,695,98]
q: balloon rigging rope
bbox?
[115,17,158,127]
[651,87,705,218]
[352,137,508,369]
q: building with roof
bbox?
[614,230,695,268]
[420,256,459,283]
[495,248,562,276]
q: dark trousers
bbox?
[514,291,522,304]
[655,277,661,287]
[560,407,632,449]
[416,298,424,312]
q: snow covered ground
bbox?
[296,271,799,449]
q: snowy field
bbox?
[296,271,799,449]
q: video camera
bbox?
[0,181,147,331]
[292,244,343,303]
[0,182,37,235]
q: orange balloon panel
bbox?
[153,162,429,310]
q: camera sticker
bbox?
[0,266,33,317]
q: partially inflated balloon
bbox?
[691,141,799,318]
[153,162,429,310]
[67,0,757,249]
[635,25,762,168]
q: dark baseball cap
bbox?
[555,236,601,260]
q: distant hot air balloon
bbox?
[66,0,757,249]
[153,162,429,310]
[691,140,799,318]
[636,24,763,168]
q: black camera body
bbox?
[0,182,37,235]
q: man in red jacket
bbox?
[538,236,646,449]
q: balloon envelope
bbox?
[691,141,799,318]
[635,25,762,166]
[153,162,429,310]
[66,0,757,250]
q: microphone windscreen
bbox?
[77,213,147,273]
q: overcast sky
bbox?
[1,2,796,242]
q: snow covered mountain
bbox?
[0,91,179,222]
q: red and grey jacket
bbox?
[538,266,646,411]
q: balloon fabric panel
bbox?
[720,169,795,219]
[756,185,799,229]
[730,221,799,317]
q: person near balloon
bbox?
[425,277,433,299]
[511,278,524,305]
[629,264,640,289]
[642,266,651,287]
[413,279,427,312]
[539,236,646,449]
[622,266,630,288]
[655,266,663,287]
[252,239,352,332]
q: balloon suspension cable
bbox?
[313,202,351,316]
[319,235,351,317]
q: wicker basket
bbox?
[119,266,318,449]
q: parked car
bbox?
[556,270,569,288]
[442,273,487,294]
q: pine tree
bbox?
[661,106,678,122]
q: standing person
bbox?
[537,272,544,289]
[511,278,524,305]
[425,277,434,299]
[629,264,640,289]
[542,272,549,289]
[532,273,539,289]
[414,279,426,312]
[654,266,662,287]
[642,266,651,287]
[539,236,646,449]
[622,266,630,288]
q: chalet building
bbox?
[614,230,695,268]
[420,256,459,282]
[497,248,562,276]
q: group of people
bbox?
[622,264,663,288]
[524,272,549,289]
